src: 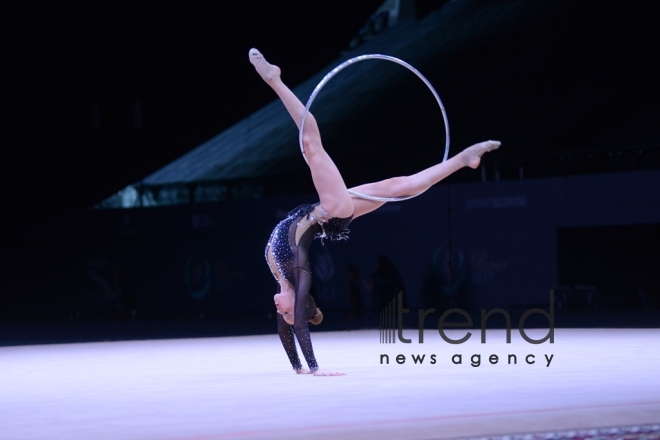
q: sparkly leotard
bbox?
[265,202,352,371]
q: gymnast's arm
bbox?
[276,313,311,373]
[290,266,346,376]
[290,266,320,373]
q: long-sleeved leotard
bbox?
[265,203,351,371]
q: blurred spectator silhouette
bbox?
[345,264,365,319]
[365,255,408,312]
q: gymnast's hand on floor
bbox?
[296,368,313,374]
[313,370,346,376]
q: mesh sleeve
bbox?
[291,266,319,372]
[277,314,302,371]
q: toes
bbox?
[249,48,264,64]
[249,49,280,81]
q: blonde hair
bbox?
[309,308,323,325]
[305,295,323,325]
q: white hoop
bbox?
[299,54,450,202]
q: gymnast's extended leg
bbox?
[349,140,501,218]
[249,49,354,219]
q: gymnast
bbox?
[251,48,500,376]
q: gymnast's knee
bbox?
[302,136,324,157]
[388,176,415,196]
[400,175,431,195]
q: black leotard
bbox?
[265,203,351,371]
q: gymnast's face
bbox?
[274,292,295,325]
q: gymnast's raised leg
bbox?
[249,49,354,220]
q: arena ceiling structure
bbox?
[92,0,659,209]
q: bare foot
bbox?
[313,370,347,376]
[249,48,281,82]
[296,368,313,374]
[461,140,501,169]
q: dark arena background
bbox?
[2,1,659,439]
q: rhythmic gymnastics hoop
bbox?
[299,54,450,202]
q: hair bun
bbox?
[309,308,323,325]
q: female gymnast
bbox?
[251,48,500,376]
